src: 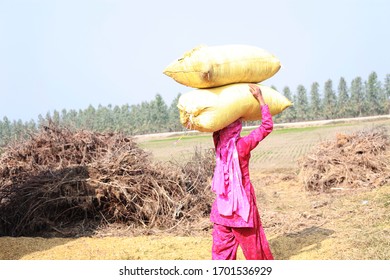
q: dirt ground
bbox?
[0,117,389,260]
[1,171,389,260]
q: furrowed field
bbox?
[1,116,389,260]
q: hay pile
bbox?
[299,127,390,192]
[0,124,215,237]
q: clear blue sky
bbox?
[0,0,389,122]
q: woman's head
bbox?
[214,119,242,146]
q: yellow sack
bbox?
[164,45,281,88]
[178,83,292,132]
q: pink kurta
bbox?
[210,104,274,260]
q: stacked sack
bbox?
[163,44,292,132]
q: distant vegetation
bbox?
[0,72,389,147]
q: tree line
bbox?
[275,72,390,123]
[0,71,389,147]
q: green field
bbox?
[137,118,390,171]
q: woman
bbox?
[210,84,274,260]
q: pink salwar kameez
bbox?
[210,104,274,260]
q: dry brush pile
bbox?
[0,124,215,237]
[299,126,390,192]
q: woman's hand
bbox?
[248,84,265,106]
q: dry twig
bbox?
[299,127,390,192]
[0,123,215,237]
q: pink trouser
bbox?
[211,214,274,260]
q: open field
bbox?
[138,116,390,171]
[1,116,389,260]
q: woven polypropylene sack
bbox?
[164,45,281,88]
[177,83,292,132]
